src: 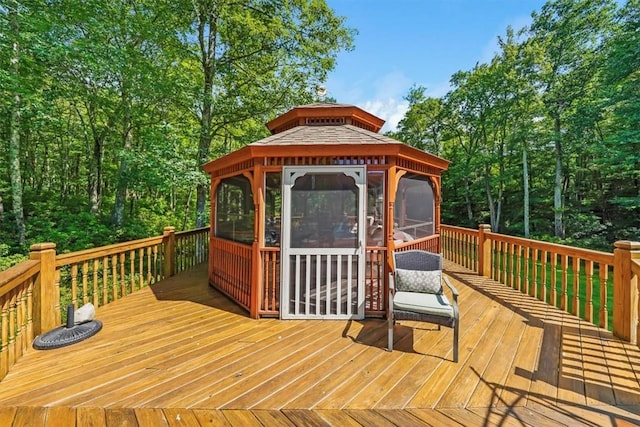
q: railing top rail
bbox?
[0,259,40,297]
[488,232,614,264]
[441,225,479,236]
[394,233,439,250]
[176,227,210,237]
[56,235,165,267]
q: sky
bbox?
[324,0,547,132]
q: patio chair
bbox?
[388,250,459,362]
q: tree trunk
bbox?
[113,88,132,227]
[553,115,564,238]
[195,9,217,228]
[523,139,530,238]
[8,2,26,245]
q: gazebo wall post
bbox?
[209,179,220,285]
[250,164,265,319]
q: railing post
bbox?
[29,243,58,335]
[613,241,640,344]
[163,226,176,278]
[478,224,492,278]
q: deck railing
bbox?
[441,224,640,346]
[0,226,209,381]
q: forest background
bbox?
[1,0,638,270]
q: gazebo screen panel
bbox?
[215,175,255,245]
[394,173,435,242]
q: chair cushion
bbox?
[394,268,442,294]
[393,291,454,318]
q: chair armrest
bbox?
[389,272,395,292]
[443,276,459,320]
[443,276,459,300]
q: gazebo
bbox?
[202,103,449,319]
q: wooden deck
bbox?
[1,261,639,426]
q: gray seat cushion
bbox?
[393,291,454,318]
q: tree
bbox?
[527,0,616,238]
[177,0,355,227]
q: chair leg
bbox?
[387,315,394,352]
[453,322,459,363]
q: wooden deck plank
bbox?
[556,313,587,406]
[254,320,388,409]
[437,300,516,408]
[0,407,17,427]
[465,308,527,408]
[43,406,76,427]
[224,323,371,409]
[133,408,169,427]
[407,289,506,408]
[375,409,432,426]
[373,282,489,410]
[469,406,558,427]
[0,262,638,427]
[105,408,138,427]
[191,409,232,426]
[251,409,297,426]
[220,410,263,426]
[13,407,47,427]
[162,408,201,426]
[283,327,409,409]
[344,409,397,426]
[76,407,106,427]
[200,320,344,408]
[407,408,463,426]
[111,321,311,408]
[313,409,363,426]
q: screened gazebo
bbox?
[203,103,449,319]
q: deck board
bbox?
[1,262,639,426]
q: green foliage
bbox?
[395,0,639,250]
[0,244,27,271]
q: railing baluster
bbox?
[599,265,609,330]
[120,253,126,297]
[561,254,568,311]
[585,260,594,323]
[71,264,78,308]
[550,253,557,307]
[572,257,581,316]
[130,250,136,293]
[1,296,8,379]
[93,259,99,307]
[82,261,89,305]
[112,254,118,301]
[102,256,109,305]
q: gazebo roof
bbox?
[266,102,386,134]
[249,123,402,147]
[202,103,450,175]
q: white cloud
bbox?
[362,98,409,133]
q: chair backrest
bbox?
[393,250,442,272]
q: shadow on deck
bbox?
[0,261,639,426]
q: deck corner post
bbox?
[613,240,640,344]
[29,242,58,335]
[478,224,492,277]
[163,226,176,278]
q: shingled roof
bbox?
[202,102,450,175]
[249,123,403,147]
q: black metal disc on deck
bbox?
[33,304,102,350]
[33,320,103,350]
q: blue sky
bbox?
[324,0,547,131]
